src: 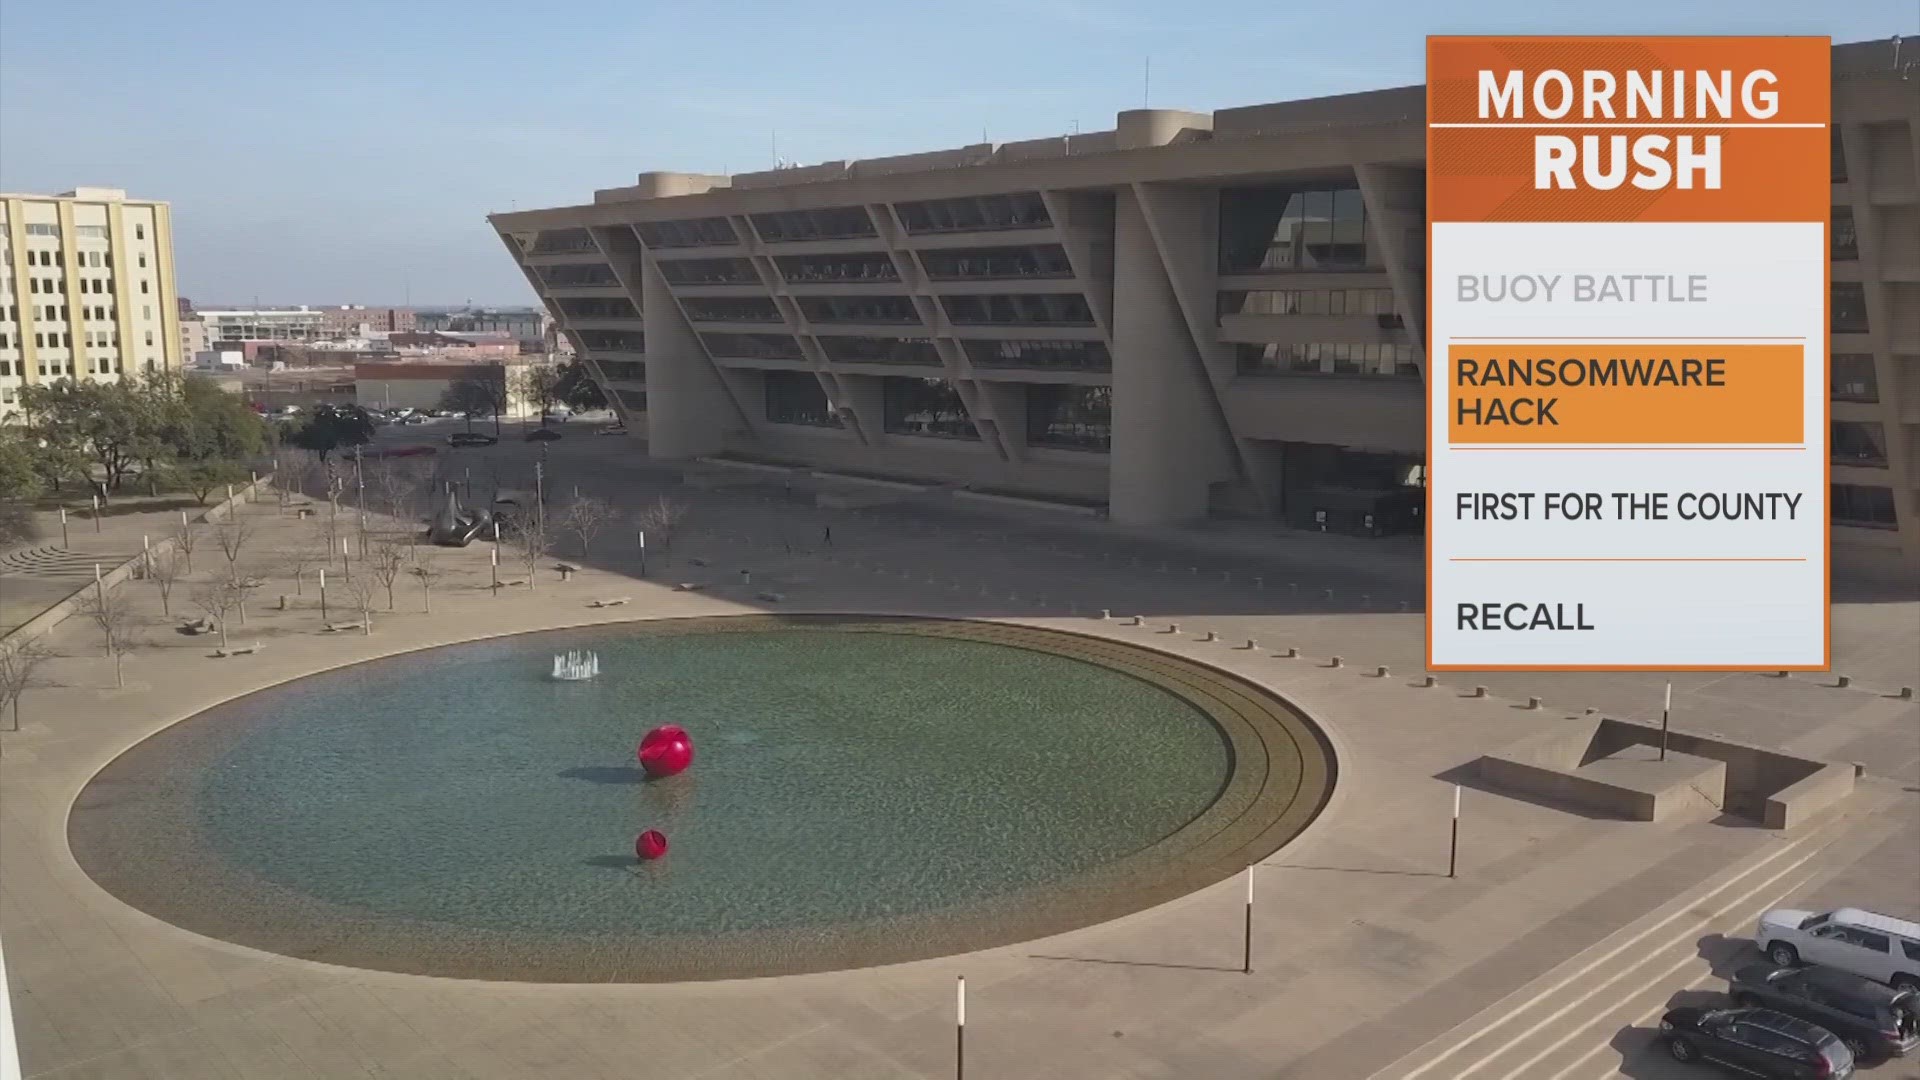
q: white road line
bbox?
[1551,974,1715,1080]
[1490,871,1818,1080]
[1381,819,1844,1080]
[1450,851,1830,1080]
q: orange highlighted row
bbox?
[1446,343,1804,444]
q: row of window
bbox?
[922,245,1073,280]
[818,336,941,365]
[1832,354,1877,401]
[1,326,124,349]
[683,297,782,323]
[800,295,920,324]
[529,229,597,254]
[26,276,121,295]
[636,217,738,249]
[776,253,897,283]
[883,377,976,438]
[1237,342,1421,379]
[596,359,645,380]
[660,257,758,285]
[897,193,1051,235]
[556,296,639,320]
[539,263,620,288]
[963,339,1110,371]
[576,328,645,352]
[1220,288,1398,318]
[700,331,803,359]
[616,388,649,412]
[941,293,1093,326]
[751,207,876,242]
[1833,207,1857,261]
[16,223,144,240]
[1219,184,1370,273]
[21,250,126,268]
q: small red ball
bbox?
[635,829,669,860]
[637,725,694,778]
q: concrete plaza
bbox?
[1,425,1915,1079]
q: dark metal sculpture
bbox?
[424,486,492,547]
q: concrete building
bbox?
[353,359,538,417]
[179,312,211,361]
[490,39,1920,579]
[196,307,325,343]
[319,304,415,337]
[0,187,182,421]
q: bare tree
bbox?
[510,519,548,591]
[78,587,136,688]
[149,550,182,616]
[368,539,408,610]
[273,451,312,511]
[211,518,254,581]
[227,571,263,625]
[370,457,431,527]
[634,496,687,562]
[342,576,378,635]
[0,641,51,731]
[409,556,444,613]
[559,496,617,558]
[172,516,199,574]
[282,538,325,597]
[190,579,240,650]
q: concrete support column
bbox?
[640,254,735,459]
[1108,191,1231,525]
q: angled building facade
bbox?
[491,38,1920,579]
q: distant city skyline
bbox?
[3,0,1912,305]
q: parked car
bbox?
[1731,963,1920,1062]
[1757,908,1920,990]
[1661,1007,1854,1078]
[596,425,628,436]
[402,413,429,425]
[541,413,569,424]
[446,432,499,448]
[524,428,562,443]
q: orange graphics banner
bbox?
[1425,37,1830,672]
[1428,37,1830,223]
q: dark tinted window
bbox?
[763,371,839,427]
[1832,283,1869,333]
[1904,941,1920,962]
[1842,929,1892,953]
[882,378,976,439]
[1832,207,1858,260]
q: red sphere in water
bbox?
[635,829,669,860]
[637,725,693,778]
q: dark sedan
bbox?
[524,428,563,443]
[446,432,499,448]
[1662,1007,1853,1078]
[1731,963,1920,1063]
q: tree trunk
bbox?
[386,583,395,610]
[421,585,431,613]
[114,653,124,689]
[218,622,230,649]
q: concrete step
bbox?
[1368,807,1874,1080]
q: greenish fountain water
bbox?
[71,617,1331,981]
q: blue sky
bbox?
[2,1,1912,307]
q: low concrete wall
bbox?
[1476,715,1853,829]
[1478,754,1659,820]
[1765,763,1857,830]
[953,490,1102,517]
[2,475,274,650]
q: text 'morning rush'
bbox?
[1476,67,1783,191]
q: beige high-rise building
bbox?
[491,39,1920,581]
[0,187,182,422]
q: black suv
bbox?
[1662,1007,1853,1078]
[1731,963,1920,1063]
